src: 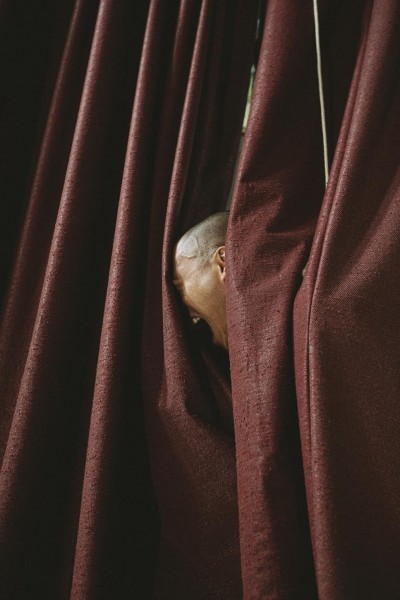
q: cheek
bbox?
[198,272,216,300]
[185,275,212,311]
[199,281,222,319]
[181,281,201,311]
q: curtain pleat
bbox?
[0,0,77,303]
[142,1,259,597]
[294,1,400,597]
[0,0,258,598]
[227,3,323,596]
[0,0,99,461]
[0,1,151,597]
[3,0,395,598]
[227,0,366,598]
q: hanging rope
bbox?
[313,0,329,185]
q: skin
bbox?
[173,244,228,351]
[173,204,307,354]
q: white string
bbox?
[313,0,329,186]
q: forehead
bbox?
[173,252,199,284]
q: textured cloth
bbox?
[0,1,257,598]
[294,1,400,597]
[1,0,400,599]
[228,0,400,598]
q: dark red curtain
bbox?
[294,0,400,597]
[228,0,400,598]
[2,0,400,598]
[0,1,258,598]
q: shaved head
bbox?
[173,211,229,350]
[175,211,229,267]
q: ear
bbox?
[215,245,226,281]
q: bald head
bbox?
[173,211,229,350]
[175,211,229,267]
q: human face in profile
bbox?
[173,246,228,350]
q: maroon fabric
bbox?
[141,1,258,597]
[0,0,258,598]
[0,2,155,597]
[2,0,398,598]
[226,0,368,598]
[294,0,400,597]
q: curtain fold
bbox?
[0,0,258,598]
[294,0,400,597]
[226,3,324,596]
[0,1,152,597]
[226,0,367,598]
[142,1,259,597]
[0,0,77,304]
[2,0,398,598]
